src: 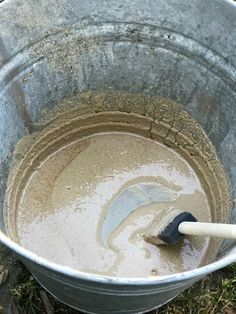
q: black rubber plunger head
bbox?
[159,211,197,244]
[145,210,197,245]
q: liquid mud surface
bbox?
[14,132,210,277]
[4,91,231,278]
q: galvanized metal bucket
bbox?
[0,0,236,312]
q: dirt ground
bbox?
[0,262,234,314]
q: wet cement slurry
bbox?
[13,132,211,278]
[4,91,231,279]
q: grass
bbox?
[9,264,236,314]
[11,277,42,314]
[157,264,236,314]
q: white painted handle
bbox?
[178,222,236,240]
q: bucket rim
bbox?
[0,0,235,287]
[0,230,235,286]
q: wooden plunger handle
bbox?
[178,222,236,240]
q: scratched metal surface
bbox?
[0,0,235,312]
